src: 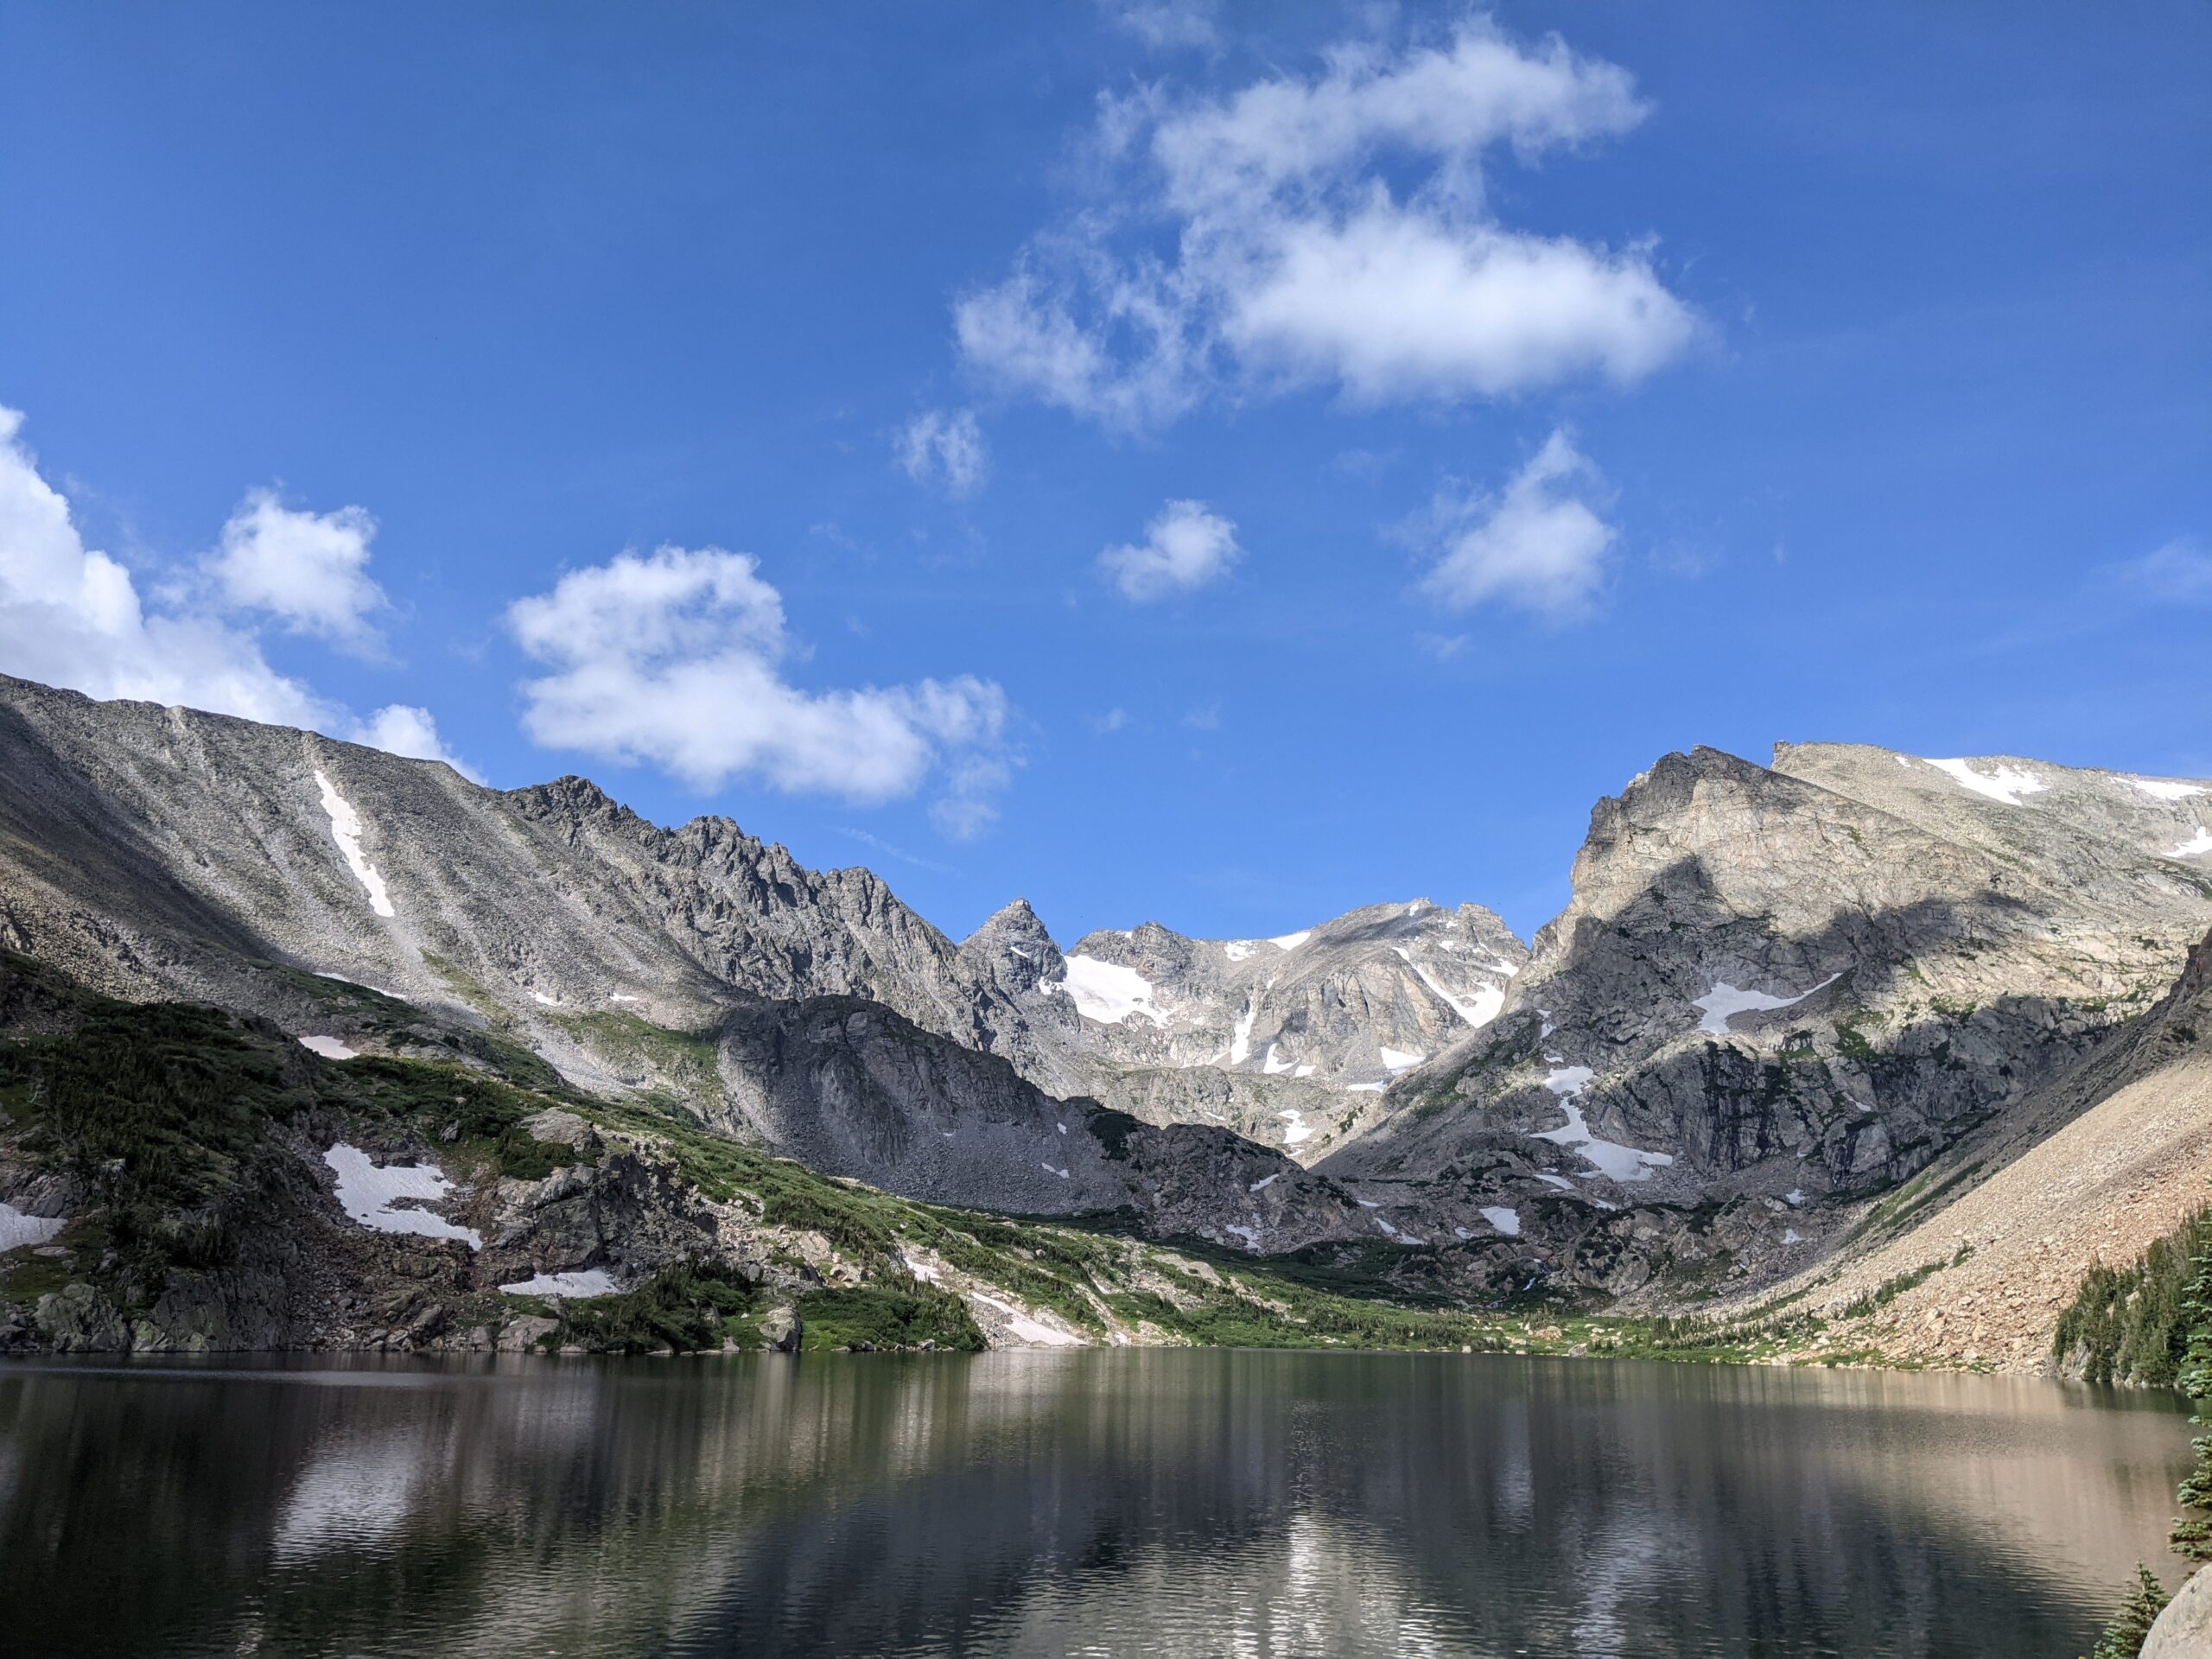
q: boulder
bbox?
[35,1283,129,1352]
[498,1315,559,1352]
[2143,1566,2212,1659]
[758,1304,802,1352]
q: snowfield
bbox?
[1691,973,1841,1035]
[313,770,396,918]
[322,1143,481,1247]
[1928,758,2047,806]
[0,1202,65,1253]
[1534,1069,1675,1183]
[1058,956,1166,1026]
[499,1269,618,1299]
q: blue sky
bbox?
[1,3,2206,943]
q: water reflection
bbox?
[0,1351,2189,1656]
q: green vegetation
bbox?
[548,1009,723,1103]
[2088,1565,2171,1659]
[0,963,590,1316]
[549,1262,760,1355]
[2052,1205,2212,1385]
[2073,1215,2212,1654]
[1836,1249,1970,1321]
[1833,1011,1884,1063]
[0,997,306,1306]
[2171,1243,2212,1562]
[795,1283,983,1352]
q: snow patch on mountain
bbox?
[2128,778,2207,801]
[323,1144,480,1246]
[1058,956,1166,1027]
[1928,758,2047,807]
[1532,1071,1674,1184]
[1269,931,1312,950]
[313,770,396,918]
[500,1269,618,1298]
[1480,1205,1522,1237]
[1691,973,1841,1035]
[2174,827,2212,859]
[1228,999,1257,1064]
[1408,957,1503,1028]
[0,1202,65,1253]
[297,1034,358,1060]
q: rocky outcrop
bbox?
[973,898,1528,1158]
[2145,1567,2212,1658]
[1325,747,2209,1217]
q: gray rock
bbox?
[2143,1566,2212,1659]
[35,1283,129,1352]
[522,1108,595,1150]
[497,1315,559,1352]
[757,1305,801,1351]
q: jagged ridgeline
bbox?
[1,670,2208,1356]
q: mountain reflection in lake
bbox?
[0,1350,2188,1656]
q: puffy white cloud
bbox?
[956,18,1692,427]
[0,406,333,726]
[1099,499,1242,601]
[895,408,991,498]
[208,489,388,650]
[0,404,470,770]
[353,703,483,782]
[506,545,1014,830]
[1224,208,1691,403]
[1418,429,1616,622]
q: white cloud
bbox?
[1099,499,1242,601]
[2109,538,2212,603]
[208,489,388,651]
[1100,0,1219,51]
[353,703,482,783]
[956,18,1692,427]
[1092,707,1132,734]
[1419,429,1617,622]
[895,408,990,499]
[505,544,1013,831]
[0,404,468,769]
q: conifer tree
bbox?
[2172,1244,2212,1562]
[2088,1565,2171,1659]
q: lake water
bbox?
[0,1350,2190,1656]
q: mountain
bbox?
[958,896,1527,1160]
[4,670,2209,1355]
[1314,741,2210,1301]
[0,674,1367,1252]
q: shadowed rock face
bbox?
[0,674,1034,1064]
[1319,744,2212,1285]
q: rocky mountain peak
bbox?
[958,898,1067,999]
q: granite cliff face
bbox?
[957,896,1528,1160]
[1317,742,2212,1300]
[4,671,2209,1338]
